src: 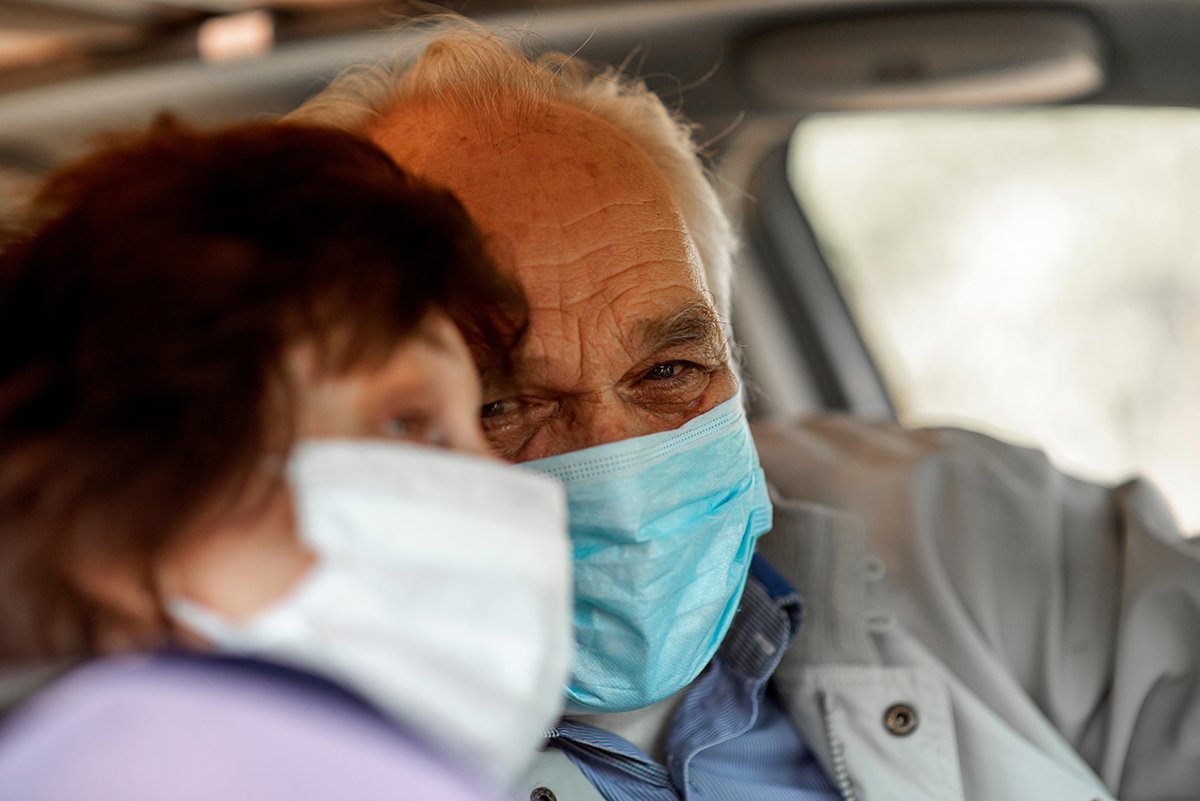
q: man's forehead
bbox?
[378,98,569,162]
[371,93,718,392]
[371,98,668,212]
[371,95,706,290]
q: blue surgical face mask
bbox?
[524,394,773,714]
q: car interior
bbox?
[2,0,1199,531]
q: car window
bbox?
[789,106,1200,534]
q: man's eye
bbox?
[644,362,685,380]
[481,400,511,419]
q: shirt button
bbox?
[530,788,557,801]
[884,703,918,736]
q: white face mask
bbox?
[171,440,573,790]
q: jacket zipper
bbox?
[817,690,858,801]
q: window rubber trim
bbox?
[744,143,895,418]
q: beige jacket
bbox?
[515,417,1200,801]
[753,416,1199,801]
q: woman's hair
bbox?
[0,120,525,659]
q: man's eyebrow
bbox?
[634,302,727,360]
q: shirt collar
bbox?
[716,554,803,679]
[546,719,676,786]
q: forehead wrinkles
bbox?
[375,99,690,251]
[478,144,687,267]
[515,271,702,391]
[515,217,700,383]
[517,210,696,300]
[373,98,711,391]
[478,129,705,392]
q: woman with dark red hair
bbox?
[0,122,572,799]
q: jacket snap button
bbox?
[864,555,887,582]
[884,703,918,736]
[531,788,557,801]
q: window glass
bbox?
[789,107,1200,533]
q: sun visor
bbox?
[741,9,1106,111]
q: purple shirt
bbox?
[0,653,495,801]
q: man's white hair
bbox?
[289,18,736,316]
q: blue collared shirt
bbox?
[544,555,840,801]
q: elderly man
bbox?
[294,22,1200,801]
